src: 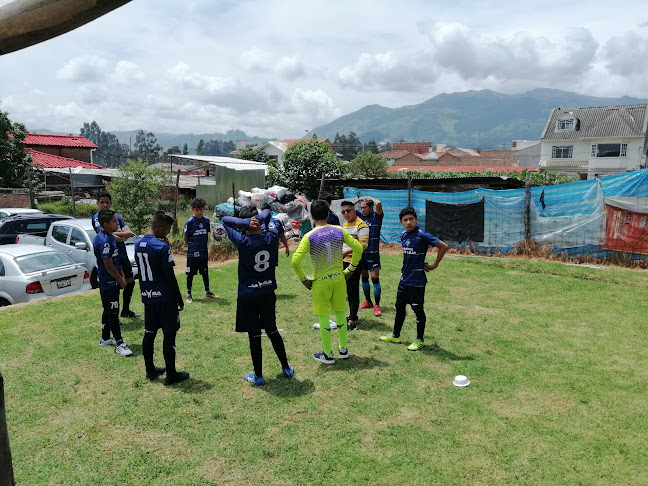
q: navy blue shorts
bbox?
[186,258,208,276]
[144,301,181,334]
[235,293,276,333]
[395,282,425,307]
[359,252,381,272]
[118,255,133,279]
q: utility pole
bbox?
[69,167,76,218]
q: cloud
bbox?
[600,32,648,76]
[240,48,307,80]
[240,47,273,71]
[290,88,340,124]
[56,55,109,82]
[338,51,437,91]
[427,23,598,82]
[277,56,306,81]
[112,61,145,84]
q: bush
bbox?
[37,199,96,218]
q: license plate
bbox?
[56,278,71,289]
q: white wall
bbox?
[259,145,285,167]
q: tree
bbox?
[366,140,379,154]
[108,159,172,234]
[195,139,205,155]
[182,143,188,155]
[132,130,162,163]
[332,131,361,161]
[346,152,388,178]
[0,105,32,188]
[80,121,127,167]
[164,146,181,156]
[280,140,341,198]
[235,147,270,163]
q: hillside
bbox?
[312,88,648,149]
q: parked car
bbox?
[0,213,72,245]
[0,208,43,219]
[15,218,139,288]
[0,244,91,306]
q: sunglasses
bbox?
[341,208,354,214]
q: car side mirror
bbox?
[74,242,88,250]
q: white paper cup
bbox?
[453,375,470,387]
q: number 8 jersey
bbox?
[222,217,279,297]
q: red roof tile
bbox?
[392,142,431,154]
[387,165,535,173]
[28,149,103,169]
[24,133,98,148]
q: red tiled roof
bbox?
[24,133,98,148]
[392,142,431,154]
[380,150,414,159]
[387,165,536,173]
[28,149,103,169]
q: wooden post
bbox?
[69,167,76,218]
[407,173,412,207]
[318,173,326,199]
[524,171,531,243]
[0,371,16,486]
[172,169,181,234]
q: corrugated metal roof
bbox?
[541,104,648,140]
[170,154,267,171]
[28,149,103,168]
[24,133,98,148]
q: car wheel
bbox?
[0,298,10,307]
[90,268,98,289]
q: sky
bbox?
[1,0,648,140]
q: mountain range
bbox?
[33,89,648,152]
[310,88,648,149]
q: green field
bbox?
[1,255,647,485]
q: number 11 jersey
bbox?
[134,234,175,304]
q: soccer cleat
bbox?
[164,371,190,385]
[121,310,141,319]
[313,351,335,365]
[338,347,350,359]
[99,338,116,346]
[407,339,425,351]
[347,321,358,332]
[282,365,295,378]
[115,343,133,356]
[373,305,382,316]
[205,292,219,299]
[359,300,373,309]
[145,366,166,381]
[244,373,265,386]
[186,294,193,304]
[379,334,402,343]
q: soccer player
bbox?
[323,193,340,226]
[92,192,139,319]
[291,200,364,364]
[340,200,369,331]
[380,207,448,351]
[183,197,216,303]
[136,212,190,385]
[93,209,132,357]
[353,196,384,317]
[222,207,293,386]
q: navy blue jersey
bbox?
[92,212,128,257]
[357,210,383,253]
[399,226,440,287]
[222,211,278,297]
[184,216,210,260]
[93,230,121,289]
[327,211,340,226]
[135,234,175,304]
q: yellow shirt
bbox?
[342,218,369,262]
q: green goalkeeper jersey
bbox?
[291,224,363,281]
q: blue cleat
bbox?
[244,373,265,386]
[282,365,294,378]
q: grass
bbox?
[1,254,647,485]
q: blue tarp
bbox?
[344,169,648,258]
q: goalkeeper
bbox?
[291,199,364,364]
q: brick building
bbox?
[23,133,98,164]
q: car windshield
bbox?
[15,251,75,274]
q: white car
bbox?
[44,219,138,288]
[0,244,91,306]
[0,208,43,219]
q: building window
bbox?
[552,145,573,159]
[591,143,628,157]
[556,118,575,130]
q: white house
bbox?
[539,104,648,180]
[256,138,335,167]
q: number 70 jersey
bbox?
[227,228,279,297]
